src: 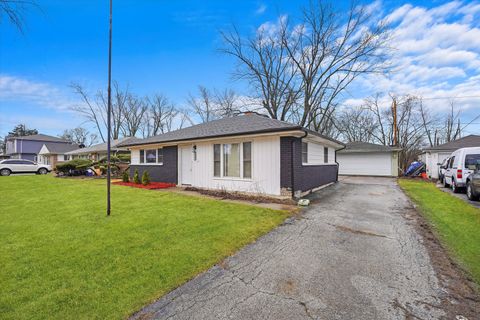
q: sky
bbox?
[1,0,479,138]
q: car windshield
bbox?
[465,154,480,169]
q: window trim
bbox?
[302,142,308,164]
[137,148,164,165]
[323,147,328,164]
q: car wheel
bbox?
[443,177,450,188]
[466,182,479,201]
[451,180,460,193]
[0,168,11,176]
[37,168,48,175]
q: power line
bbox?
[419,95,480,100]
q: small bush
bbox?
[56,159,93,175]
[142,171,150,186]
[133,169,140,184]
[122,170,130,183]
[117,153,131,163]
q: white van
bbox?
[444,147,480,193]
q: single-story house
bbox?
[38,143,79,167]
[5,134,75,161]
[337,142,401,177]
[421,135,480,179]
[65,137,134,161]
[119,113,345,197]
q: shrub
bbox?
[133,169,140,184]
[122,170,129,183]
[142,171,150,186]
[117,153,131,163]
[56,159,93,175]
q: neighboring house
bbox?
[421,135,480,179]
[38,143,79,167]
[119,113,344,197]
[65,137,134,161]
[337,142,401,177]
[5,134,75,161]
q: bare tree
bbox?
[187,86,218,123]
[214,88,240,118]
[70,83,106,142]
[443,101,462,143]
[336,106,377,142]
[59,127,98,146]
[121,94,147,137]
[220,1,389,132]
[220,21,300,121]
[0,0,39,33]
[143,94,178,137]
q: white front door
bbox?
[181,146,193,185]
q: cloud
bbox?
[0,74,77,111]
[350,0,480,115]
[255,4,267,15]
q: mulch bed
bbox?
[112,181,176,190]
[184,186,295,205]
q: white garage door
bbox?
[338,152,393,176]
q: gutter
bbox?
[291,130,309,198]
[335,144,346,182]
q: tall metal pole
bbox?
[106,0,112,216]
[392,97,397,147]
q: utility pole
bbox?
[392,97,397,146]
[106,0,113,216]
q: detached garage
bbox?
[337,142,401,177]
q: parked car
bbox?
[438,157,450,184]
[0,159,52,176]
[443,147,480,193]
[466,164,480,201]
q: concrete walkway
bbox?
[131,179,457,319]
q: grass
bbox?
[0,175,288,320]
[399,179,480,284]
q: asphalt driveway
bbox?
[131,178,467,319]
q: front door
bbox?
[181,146,192,185]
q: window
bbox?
[193,145,197,161]
[223,143,240,177]
[302,142,308,163]
[214,144,221,177]
[324,147,328,163]
[139,149,164,165]
[243,142,252,178]
[465,154,480,169]
[448,156,455,168]
[64,155,69,161]
[213,142,252,179]
[157,148,164,165]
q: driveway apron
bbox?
[132,178,447,320]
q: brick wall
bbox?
[129,145,178,184]
[280,136,338,194]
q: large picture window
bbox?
[139,148,164,165]
[213,142,252,179]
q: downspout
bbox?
[291,130,309,199]
[335,144,346,182]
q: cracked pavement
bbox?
[131,177,449,320]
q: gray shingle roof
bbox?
[66,137,134,155]
[42,142,79,154]
[9,134,69,143]
[338,141,401,153]
[423,135,480,152]
[119,114,303,147]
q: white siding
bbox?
[425,151,450,179]
[338,152,394,176]
[179,136,281,196]
[304,140,336,165]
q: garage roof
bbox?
[338,142,402,153]
[423,135,480,152]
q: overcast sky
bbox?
[1,0,479,137]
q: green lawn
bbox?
[0,175,288,320]
[399,179,480,284]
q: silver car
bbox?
[0,159,52,176]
